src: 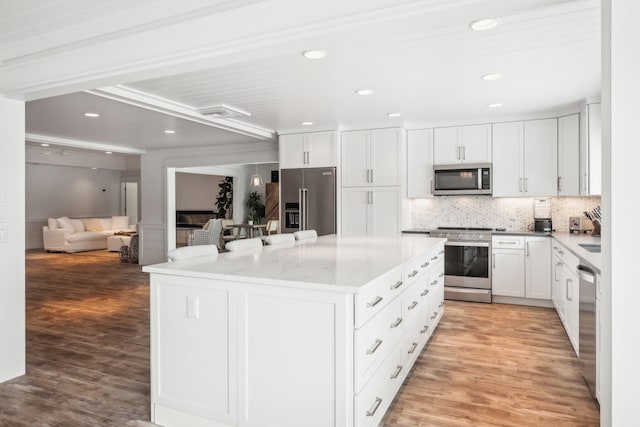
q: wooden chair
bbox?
[220,219,245,248]
[264,219,279,236]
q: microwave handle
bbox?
[431,179,434,194]
[477,169,482,190]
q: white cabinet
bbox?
[342,128,402,187]
[492,119,558,197]
[557,114,580,196]
[551,242,579,355]
[433,124,491,165]
[580,103,601,195]
[492,248,525,297]
[279,131,337,169]
[492,236,551,301]
[525,237,552,300]
[341,187,400,235]
[491,236,525,298]
[406,129,434,198]
[152,277,237,426]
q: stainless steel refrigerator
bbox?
[280,167,336,236]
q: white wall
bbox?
[604,1,639,425]
[175,172,224,211]
[0,98,25,383]
[140,141,278,264]
[25,164,122,249]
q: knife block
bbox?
[591,219,601,237]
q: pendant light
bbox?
[250,164,263,187]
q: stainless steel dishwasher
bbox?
[578,265,597,402]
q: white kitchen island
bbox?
[143,235,446,427]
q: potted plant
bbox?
[215,176,234,219]
[246,191,265,225]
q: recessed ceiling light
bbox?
[387,112,402,118]
[301,121,314,126]
[487,103,503,108]
[355,89,374,96]
[91,167,98,170]
[105,151,112,154]
[164,129,176,134]
[302,50,327,59]
[482,73,503,81]
[84,112,100,118]
[40,143,50,147]
[43,152,52,155]
[470,18,498,31]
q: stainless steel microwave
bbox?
[433,163,492,195]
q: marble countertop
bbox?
[143,235,446,293]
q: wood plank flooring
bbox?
[0,250,151,426]
[1,251,599,426]
[382,302,600,427]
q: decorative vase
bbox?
[248,220,254,225]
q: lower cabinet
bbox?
[150,243,445,427]
[491,235,551,301]
[551,242,580,355]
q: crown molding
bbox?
[25,133,147,155]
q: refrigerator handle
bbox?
[303,189,309,231]
[298,188,303,230]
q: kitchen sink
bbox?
[578,243,601,253]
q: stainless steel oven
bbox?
[430,227,492,303]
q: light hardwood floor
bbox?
[0,250,598,426]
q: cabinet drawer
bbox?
[355,267,404,328]
[427,278,445,328]
[354,296,403,391]
[355,345,403,427]
[403,303,431,367]
[492,235,525,249]
[403,274,430,328]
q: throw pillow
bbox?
[47,218,58,230]
[82,218,103,232]
[111,216,129,231]
[97,218,112,231]
[57,216,74,231]
[70,219,85,233]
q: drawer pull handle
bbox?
[420,325,429,334]
[431,256,438,261]
[499,241,518,244]
[367,296,383,308]
[391,317,403,328]
[421,289,429,297]
[421,261,430,268]
[408,270,418,278]
[366,339,383,355]
[408,301,418,310]
[431,312,438,320]
[366,397,383,417]
[390,365,403,379]
[559,250,564,255]
[430,280,438,287]
[439,301,444,308]
[390,280,403,290]
[439,250,445,255]
[408,342,418,354]
[438,272,444,278]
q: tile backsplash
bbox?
[411,196,602,232]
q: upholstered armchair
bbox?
[188,219,223,248]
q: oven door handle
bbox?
[444,241,490,248]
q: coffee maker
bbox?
[534,199,552,232]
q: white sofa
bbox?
[43,216,136,253]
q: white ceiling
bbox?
[8,0,601,154]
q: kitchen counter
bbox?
[144,234,446,293]
[551,232,601,273]
[491,229,552,236]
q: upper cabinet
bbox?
[341,128,402,187]
[406,129,434,198]
[580,103,602,195]
[492,119,558,197]
[433,124,492,165]
[558,114,580,196]
[279,131,337,169]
